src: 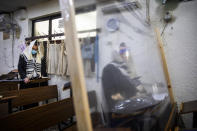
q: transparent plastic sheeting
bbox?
[61,0,171,130]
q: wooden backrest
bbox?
[64,123,77,131]
[63,124,132,131]
[29,78,49,84]
[0,98,74,131]
[0,85,58,108]
[0,82,18,92]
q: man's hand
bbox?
[24,77,30,84]
[112,93,124,100]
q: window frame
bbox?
[32,4,96,40]
[32,14,61,40]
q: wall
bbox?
[157,1,197,126]
[0,0,96,100]
[159,1,197,103]
[97,0,197,104]
[96,0,197,127]
[0,14,29,74]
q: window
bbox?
[32,14,61,41]
[32,4,96,40]
[34,20,49,40]
[76,11,96,38]
[51,18,65,40]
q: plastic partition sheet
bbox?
[60,0,171,130]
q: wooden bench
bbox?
[175,126,197,131]
[0,85,58,111]
[29,78,49,84]
[63,123,132,131]
[0,98,74,131]
[64,123,77,131]
[0,81,19,92]
[180,100,197,114]
[179,100,197,129]
[0,78,49,93]
[0,71,18,92]
[172,100,197,131]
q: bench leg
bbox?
[193,112,197,128]
[58,123,62,131]
[8,100,12,113]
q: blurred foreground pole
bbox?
[155,28,175,104]
[59,0,93,131]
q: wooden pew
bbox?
[64,124,77,131]
[0,85,58,109]
[0,78,49,93]
[0,81,19,92]
[29,78,49,84]
[63,123,132,131]
[178,100,197,130]
[0,71,19,92]
[0,98,74,131]
[174,126,197,131]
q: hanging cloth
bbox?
[39,41,44,58]
[61,40,69,76]
[55,41,63,75]
[47,41,56,74]
[47,40,68,76]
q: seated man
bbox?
[102,43,146,110]
[102,51,142,112]
[102,43,147,126]
[102,43,169,130]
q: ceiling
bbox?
[0,0,50,13]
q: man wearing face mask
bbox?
[102,42,148,116]
[18,40,42,89]
[119,42,146,94]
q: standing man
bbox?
[18,40,43,109]
[18,40,42,89]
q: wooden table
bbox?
[0,95,18,113]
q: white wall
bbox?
[96,0,197,127]
[161,1,197,103]
[159,1,197,126]
[0,13,29,74]
[0,0,96,100]
[148,0,197,103]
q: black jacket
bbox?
[18,54,27,79]
[102,62,140,110]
